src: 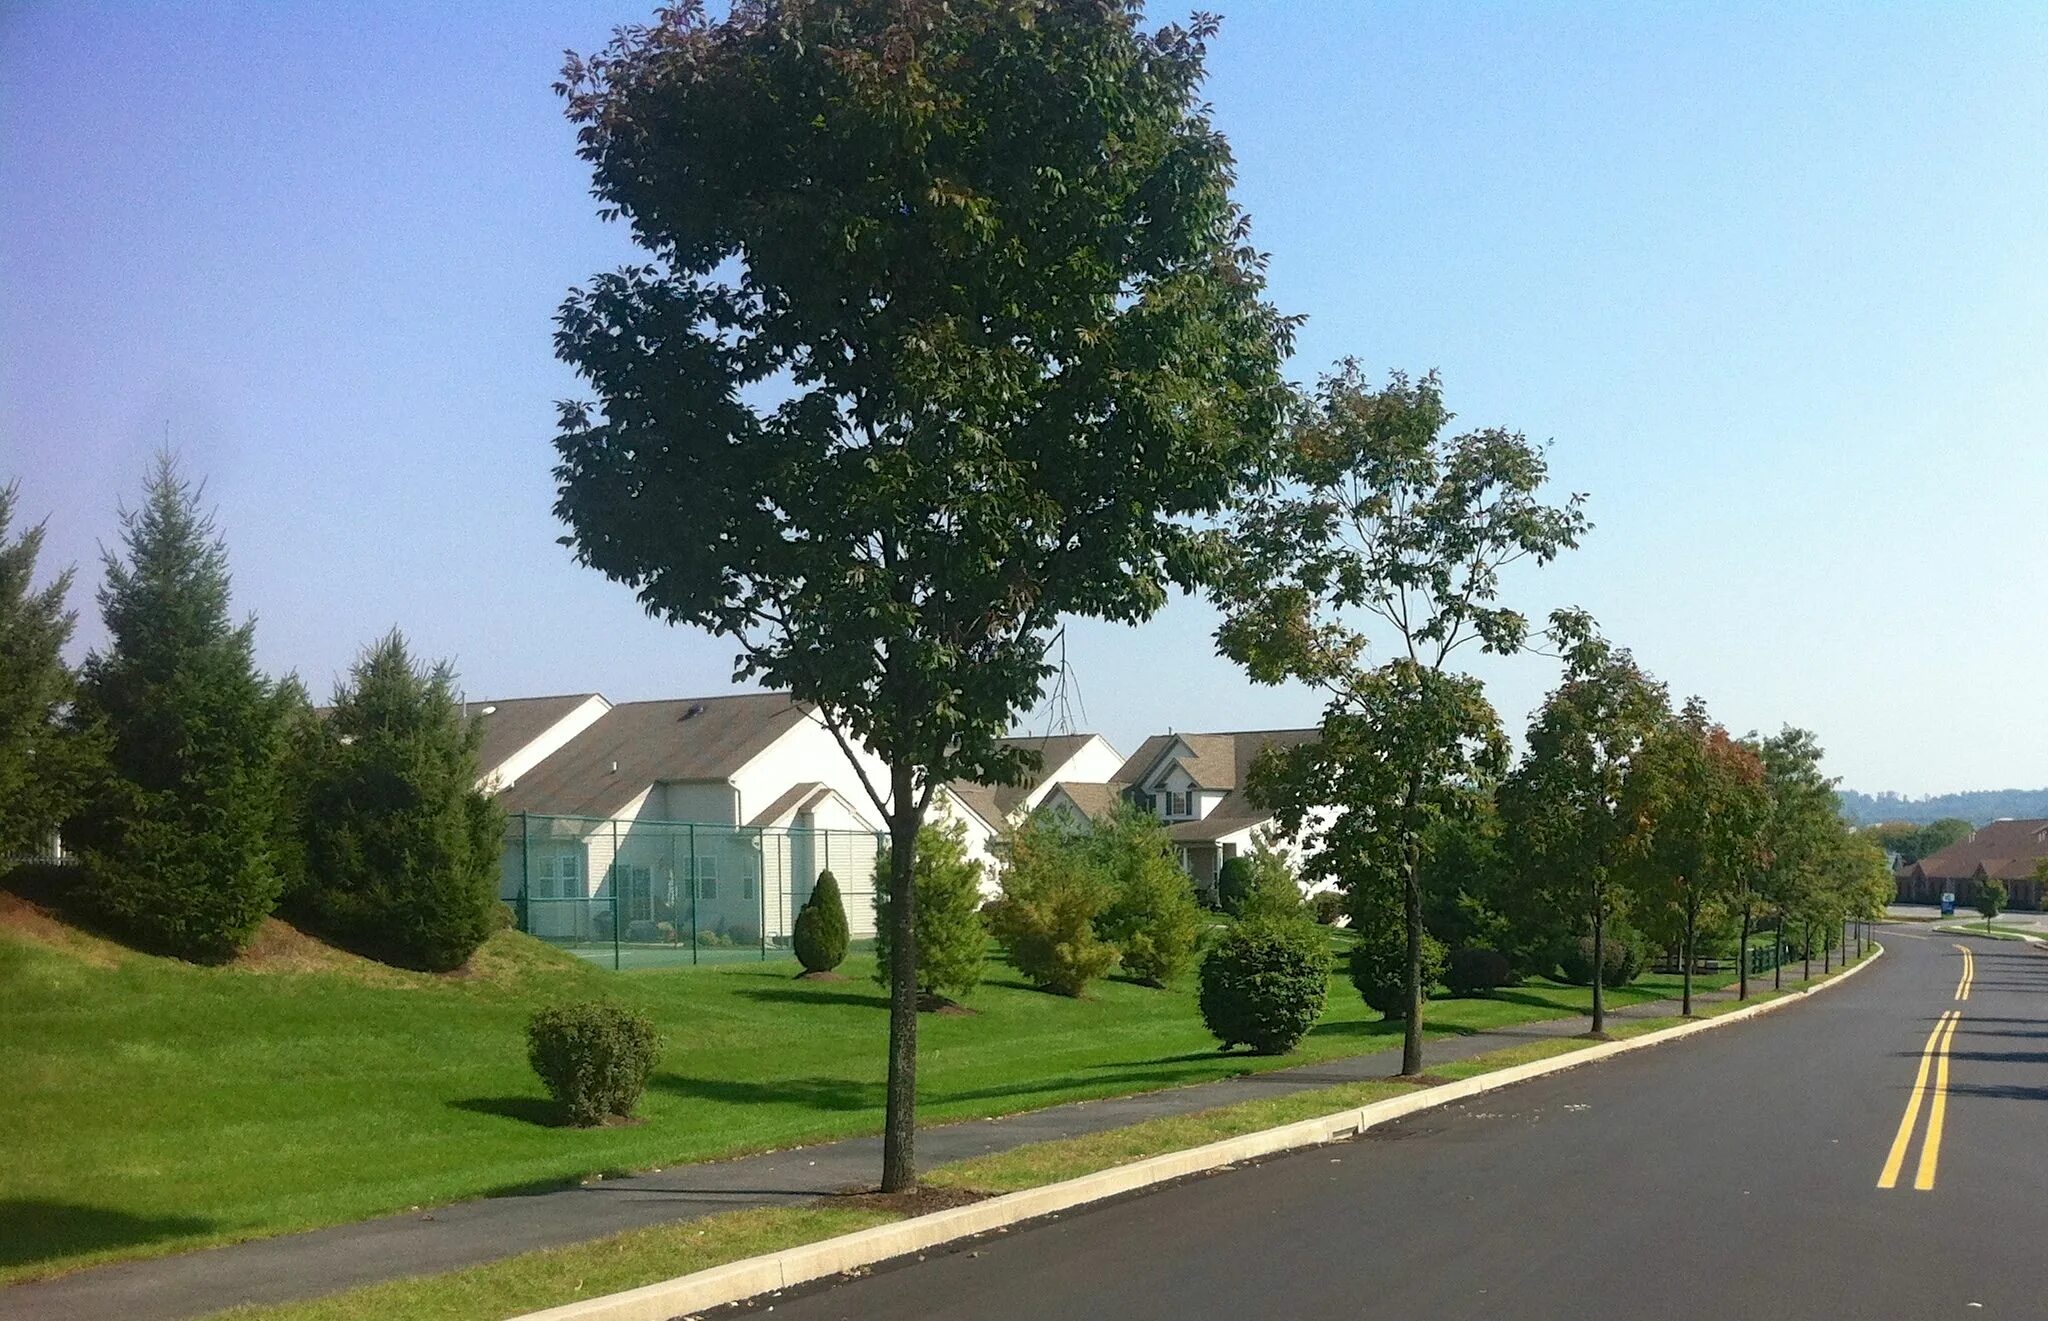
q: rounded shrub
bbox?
[792,869,850,973]
[526,1001,661,1127]
[1444,946,1511,996]
[1215,855,1255,916]
[1197,918,1332,1054]
[1349,908,1447,1019]
[1554,932,1645,987]
[1308,890,1345,926]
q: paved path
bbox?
[741,927,2048,1320]
[1,970,1784,1321]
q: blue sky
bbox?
[3,1,2043,796]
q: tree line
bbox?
[1838,787,2048,828]
[0,458,503,971]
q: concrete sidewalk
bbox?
[0,973,1788,1321]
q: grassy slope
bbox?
[3,913,1714,1282]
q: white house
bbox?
[929,733,1126,891]
[483,692,889,944]
[1042,728,1322,898]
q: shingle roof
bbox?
[946,734,1110,826]
[494,692,813,819]
[943,780,1010,832]
[1166,809,1275,844]
[1043,781,1130,822]
[1116,729,1319,796]
[463,694,601,777]
[1914,819,2048,882]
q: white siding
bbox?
[481,695,612,792]
[730,711,890,831]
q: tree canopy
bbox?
[551,0,1291,1189]
[0,481,94,859]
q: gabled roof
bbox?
[1914,818,2048,882]
[1042,781,1130,822]
[946,734,1118,827]
[495,692,813,819]
[1118,729,1319,794]
[463,694,603,776]
[747,781,851,828]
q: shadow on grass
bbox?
[0,1201,214,1271]
[654,1073,883,1112]
[449,1096,562,1127]
[735,987,889,1011]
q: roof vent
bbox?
[609,760,619,774]
[681,703,707,721]
[480,704,497,716]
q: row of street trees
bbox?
[545,0,1885,1188]
[0,459,503,970]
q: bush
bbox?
[725,921,762,948]
[1215,855,1255,916]
[994,814,1119,996]
[526,1001,661,1127]
[1090,808,1200,987]
[792,869,850,973]
[1308,890,1345,926]
[1349,892,1447,1019]
[1554,931,1644,987]
[1444,946,1511,996]
[1197,918,1331,1054]
[694,928,727,947]
[874,819,989,1003]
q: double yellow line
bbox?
[1877,946,1974,1191]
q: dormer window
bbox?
[1163,791,1192,819]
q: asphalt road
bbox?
[743,927,2048,1320]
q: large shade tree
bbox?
[1622,697,1767,1015]
[1219,363,1586,1075]
[1499,611,1669,1036]
[550,0,1291,1189]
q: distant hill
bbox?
[1837,787,2048,828]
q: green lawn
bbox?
[3,918,1714,1283]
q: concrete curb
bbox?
[515,945,1883,1321]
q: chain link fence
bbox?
[501,812,887,970]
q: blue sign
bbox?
[1940,892,1956,916]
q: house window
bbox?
[615,864,654,921]
[694,853,720,901]
[535,850,580,899]
[1163,791,1192,819]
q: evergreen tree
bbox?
[792,869,850,974]
[68,454,282,960]
[269,674,325,908]
[0,481,96,860]
[874,821,988,1006]
[299,632,505,971]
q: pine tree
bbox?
[68,454,282,960]
[298,632,506,971]
[0,481,97,860]
[874,821,988,1006]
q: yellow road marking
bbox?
[1953,944,1974,1001]
[1878,1010,1957,1190]
[1915,1012,1961,1190]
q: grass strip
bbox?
[203,949,1872,1321]
[203,1206,898,1321]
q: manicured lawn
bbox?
[2,915,1712,1282]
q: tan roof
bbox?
[1914,819,2048,882]
[463,694,601,776]
[1116,728,1318,793]
[747,781,833,828]
[495,692,812,818]
[943,781,1010,832]
[945,734,1109,826]
[1043,781,1130,821]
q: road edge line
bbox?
[512,943,1883,1321]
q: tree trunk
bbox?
[1401,849,1425,1077]
[879,760,923,1193]
[1773,921,1783,991]
[1681,899,1695,1017]
[1803,918,1811,980]
[1589,879,1606,1037]
[1738,898,1752,1001]
[1823,922,1832,974]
